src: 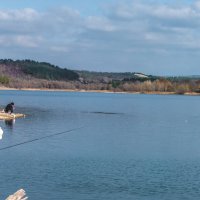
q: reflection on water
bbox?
[82,111,124,115]
[4,119,15,128]
[91,111,124,115]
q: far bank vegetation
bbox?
[0,59,200,94]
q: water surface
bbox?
[0,91,200,199]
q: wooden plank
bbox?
[6,189,28,200]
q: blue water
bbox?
[0,91,200,199]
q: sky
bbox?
[0,0,200,75]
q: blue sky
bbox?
[0,0,200,75]
[0,0,111,15]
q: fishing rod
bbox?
[0,126,85,151]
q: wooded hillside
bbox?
[0,59,79,81]
[0,59,200,94]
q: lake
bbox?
[0,90,200,199]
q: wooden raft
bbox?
[0,112,25,120]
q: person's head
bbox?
[11,102,14,105]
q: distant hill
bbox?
[0,59,79,81]
[76,70,158,84]
[0,59,200,94]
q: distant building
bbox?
[133,73,148,78]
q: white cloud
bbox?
[14,35,42,47]
[85,16,115,32]
[0,8,39,21]
[0,35,42,47]
[0,1,200,74]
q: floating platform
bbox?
[0,112,25,120]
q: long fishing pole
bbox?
[0,126,85,151]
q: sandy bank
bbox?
[0,87,199,96]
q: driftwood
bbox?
[0,113,25,120]
[5,189,28,200]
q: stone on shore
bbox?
[5,189,28,200]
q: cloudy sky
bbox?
[0,0,200,75]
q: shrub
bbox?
[0,75,9,84]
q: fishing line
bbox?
[0,126,85,151]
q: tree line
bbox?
[0,76,199,94]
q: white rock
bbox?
[0,127,3,140]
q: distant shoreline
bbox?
[0,86,200,96]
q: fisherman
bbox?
[4,102,15,114]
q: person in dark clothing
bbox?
[4,102,15,114]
